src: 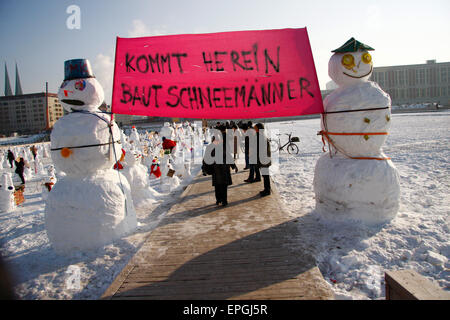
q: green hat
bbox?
[332,37,374,53]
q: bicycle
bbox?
[269,132,300,154]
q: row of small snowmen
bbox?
[118,121,207,199]
[0,144,56,212]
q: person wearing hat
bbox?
[14,157,28,185]
[7,150,15,168]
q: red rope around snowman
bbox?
[318,106,391,161]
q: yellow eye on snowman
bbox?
[341,54,355,70]
[361,52,372,64]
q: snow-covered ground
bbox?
[267,110,449,299]
[0,133,48,146]
[0,149,202,299]
[0,111,448,299]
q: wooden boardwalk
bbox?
[102,169,334,300]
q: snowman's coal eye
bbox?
[362,52,372,64]
[341,54,355,69]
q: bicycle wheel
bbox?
[287,143,299,154]
[269,138,280,151]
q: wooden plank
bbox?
[102,171,334,300]
[385,270,450,300]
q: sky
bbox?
[1,0,449,105]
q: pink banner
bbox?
[112,28,323,119]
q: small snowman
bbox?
[0,150,5,170]
[129,126,142,150]
[0,173,16,212]
[313,38,400,225]
[45,59,137,253]
[42,165,57,200]
[159,155,179,192]
[121,149,161,207]
[159,122,175,141]
[150,157,162,179]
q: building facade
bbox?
[321,60,450,107]
[0,93,64,135]
[371,60,450,106]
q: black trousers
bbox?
[262,174,271,192]
[214,184,228,203]
[16,171,25,184]
[248,164,260,181]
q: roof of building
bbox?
[0,92,58,101]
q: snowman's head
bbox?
[328,38,374,87]
[58,78,104,112]
[58,59,104,112]
[124,150,138,166]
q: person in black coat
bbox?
[202,126,237,206]
[14,157,26,185]
[7,150,15,168]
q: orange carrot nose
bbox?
[61,148,73,158]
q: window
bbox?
[377,72,385,87]
[397,70,405,86]
[417,69,425,85]
[441,68,448,83]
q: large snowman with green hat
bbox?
[45,59,137,253]
[313,38,400,225]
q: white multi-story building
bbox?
[322,60,450,107]
[0,92,64,135]
[370,60,449,106]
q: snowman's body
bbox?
[0,173,16,212]
[121,149,160,207]
[0,152,5,170]
[35,155,46,175]
[160,122,175,141]
[322,81,391,157]
[45,59,137,253]
[129,127,141,149]
[313,39,400,225]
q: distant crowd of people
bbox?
[202,120,271,207]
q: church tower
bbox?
[4,63,13,96]
[15,63,23,95]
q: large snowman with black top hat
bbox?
[45,59,137,253]
[313,38,400,225]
